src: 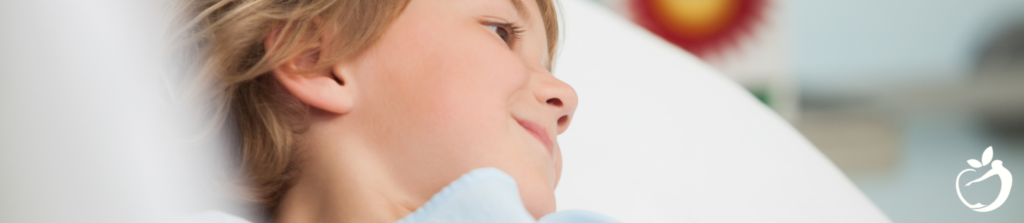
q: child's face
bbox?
[336,0,576,218]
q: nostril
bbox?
[546,98,563,107]
[331,72,344,85]
[557,115,568,126]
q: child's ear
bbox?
[267,21,354,115]
[273,63,354,114]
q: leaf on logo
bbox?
[968,159,983,168]
[982,146,993,166]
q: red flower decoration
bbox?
[631,0,767,58]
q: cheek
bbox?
[404,24,526,118]
[361,16,530,145]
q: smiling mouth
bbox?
[515,118,554,157]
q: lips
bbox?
[515,118,554,157]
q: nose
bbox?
[533,71,578,134]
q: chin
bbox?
[514,169,558,220]
[523,188,557,220]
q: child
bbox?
[184,0,618,222]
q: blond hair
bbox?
[181,0,560,213]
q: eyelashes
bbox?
[485,21,523,48]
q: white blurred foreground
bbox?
[0,1,243,222]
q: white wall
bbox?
[787,0,1024,95]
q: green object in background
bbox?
[748,87,772,107]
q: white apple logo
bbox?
[955,146,1013,212]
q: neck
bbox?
[274,127,422,223]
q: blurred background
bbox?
[587,0,1024,222]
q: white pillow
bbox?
[552,1,890,222]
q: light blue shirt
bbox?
[396,168,620,223]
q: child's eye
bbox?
[486,22,521,48]
[488,25,510,44]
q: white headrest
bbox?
[552,1,890,222]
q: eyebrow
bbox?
[508,0,532,23]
